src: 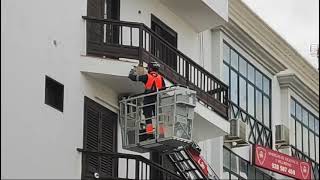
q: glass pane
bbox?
[290,98,295,116]
[315,118,319,135]
[290,117,296,147]
[263,96,270,128]
[263,76,270,95]
[256,171,263,180]
[309,115,315,131]
[310,133,315,160]
[230,174,238,180]
[256,91,263,122]
[255,70,263,89]
[314,165,320,180]
[231,153,239,173]
[223,43,230,63]
[248,84,255,117]
[302,109,308,125]
[231,70,238,104]
[239,57,247,77]
[316,136,319,163]
[296,103,302,121]
[223,63,230,85]
[231,49,238,70]
[296,121,302,151]
[239,77,247,110]
[223,148,230,168]
[248,64,255,83]
[239,159,248,179]
[248,166,255,180]
[223,169,230,179]
[303,126,309,155]
[264,175,272,180]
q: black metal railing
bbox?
[290,145,320,180]
[83,16,229,119]
[229,101,272,148]
[77,148,182,180]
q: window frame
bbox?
[223,41,272,129]
[291,97,319,163]
[223,146,275,180]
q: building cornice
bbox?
[277,72,319,111]
[218,22,287,75]
[223,0,319,94]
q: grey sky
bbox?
[242,0,319,69]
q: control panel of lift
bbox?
[119,86,196,153]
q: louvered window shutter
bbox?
[99,110,116,177]
[82,97,117,178]
[87,0,104,45]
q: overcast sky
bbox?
[242,0,319,69]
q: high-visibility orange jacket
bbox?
[145,72,165,91]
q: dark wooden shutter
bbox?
[82,97,117,179]
[86,0,120,55]
[87,0,104,47]
[99,110,117,177]
[87,0,104,18]
[151,15,178,71]
[85,104,100,174]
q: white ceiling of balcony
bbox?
[80,57,145,95]
[160,0,228,32]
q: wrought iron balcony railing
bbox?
[83,16,229,119]
[229,101,272,148]
[77,148,182,180]
[290,145,320,180]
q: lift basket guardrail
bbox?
[119,86,196,153]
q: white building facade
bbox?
[2,0,319,179]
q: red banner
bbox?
[187,148,209,177]
[253,144,311,180]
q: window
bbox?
[223,147,274,180]
[82,97,118,178]
[290,97,319,163]
[223,42,271,128]
[45,76,64,112]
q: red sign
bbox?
[187,148,209,177]
[253,144,311,180]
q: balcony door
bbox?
[81,97,118,179]
[151,15,178,71]
[87,0,120,50]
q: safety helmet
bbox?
[147,61,160,71]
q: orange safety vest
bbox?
[144,72,164,91]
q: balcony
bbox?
[77,148,182,179]
[290,145,320,180]
[82,16,229,121]
[228,101,272,148]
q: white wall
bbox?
[1,0,7,177]
[2,0,88,178]
[198,137,224,177]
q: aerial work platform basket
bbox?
[119,86,196,153]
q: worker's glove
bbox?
[128,68,136,77]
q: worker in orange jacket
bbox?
[128,61,166,140]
